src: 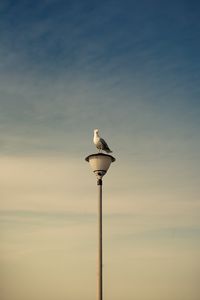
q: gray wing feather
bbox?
[100,138,109,149]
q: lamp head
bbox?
[85,153,115,180]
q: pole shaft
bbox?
[98,180,103,300]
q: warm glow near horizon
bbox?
[1,153,199,299]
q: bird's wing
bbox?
[100,138,109,149]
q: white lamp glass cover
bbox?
[89,155,111,172]
[85,153,115,175]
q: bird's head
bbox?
[94,128,99,135]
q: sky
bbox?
[0,0,200,299]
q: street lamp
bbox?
[85,153,116,300]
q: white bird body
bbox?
[93,129,112,153]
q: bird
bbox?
[93,129,112,153]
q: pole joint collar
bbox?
[97,179,102,186]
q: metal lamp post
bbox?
[85,153,116,300]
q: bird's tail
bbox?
[106,149,112,153]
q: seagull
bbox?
[93,129,112,153]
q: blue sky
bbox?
[1,0,200,156]
[0,1,200,300]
